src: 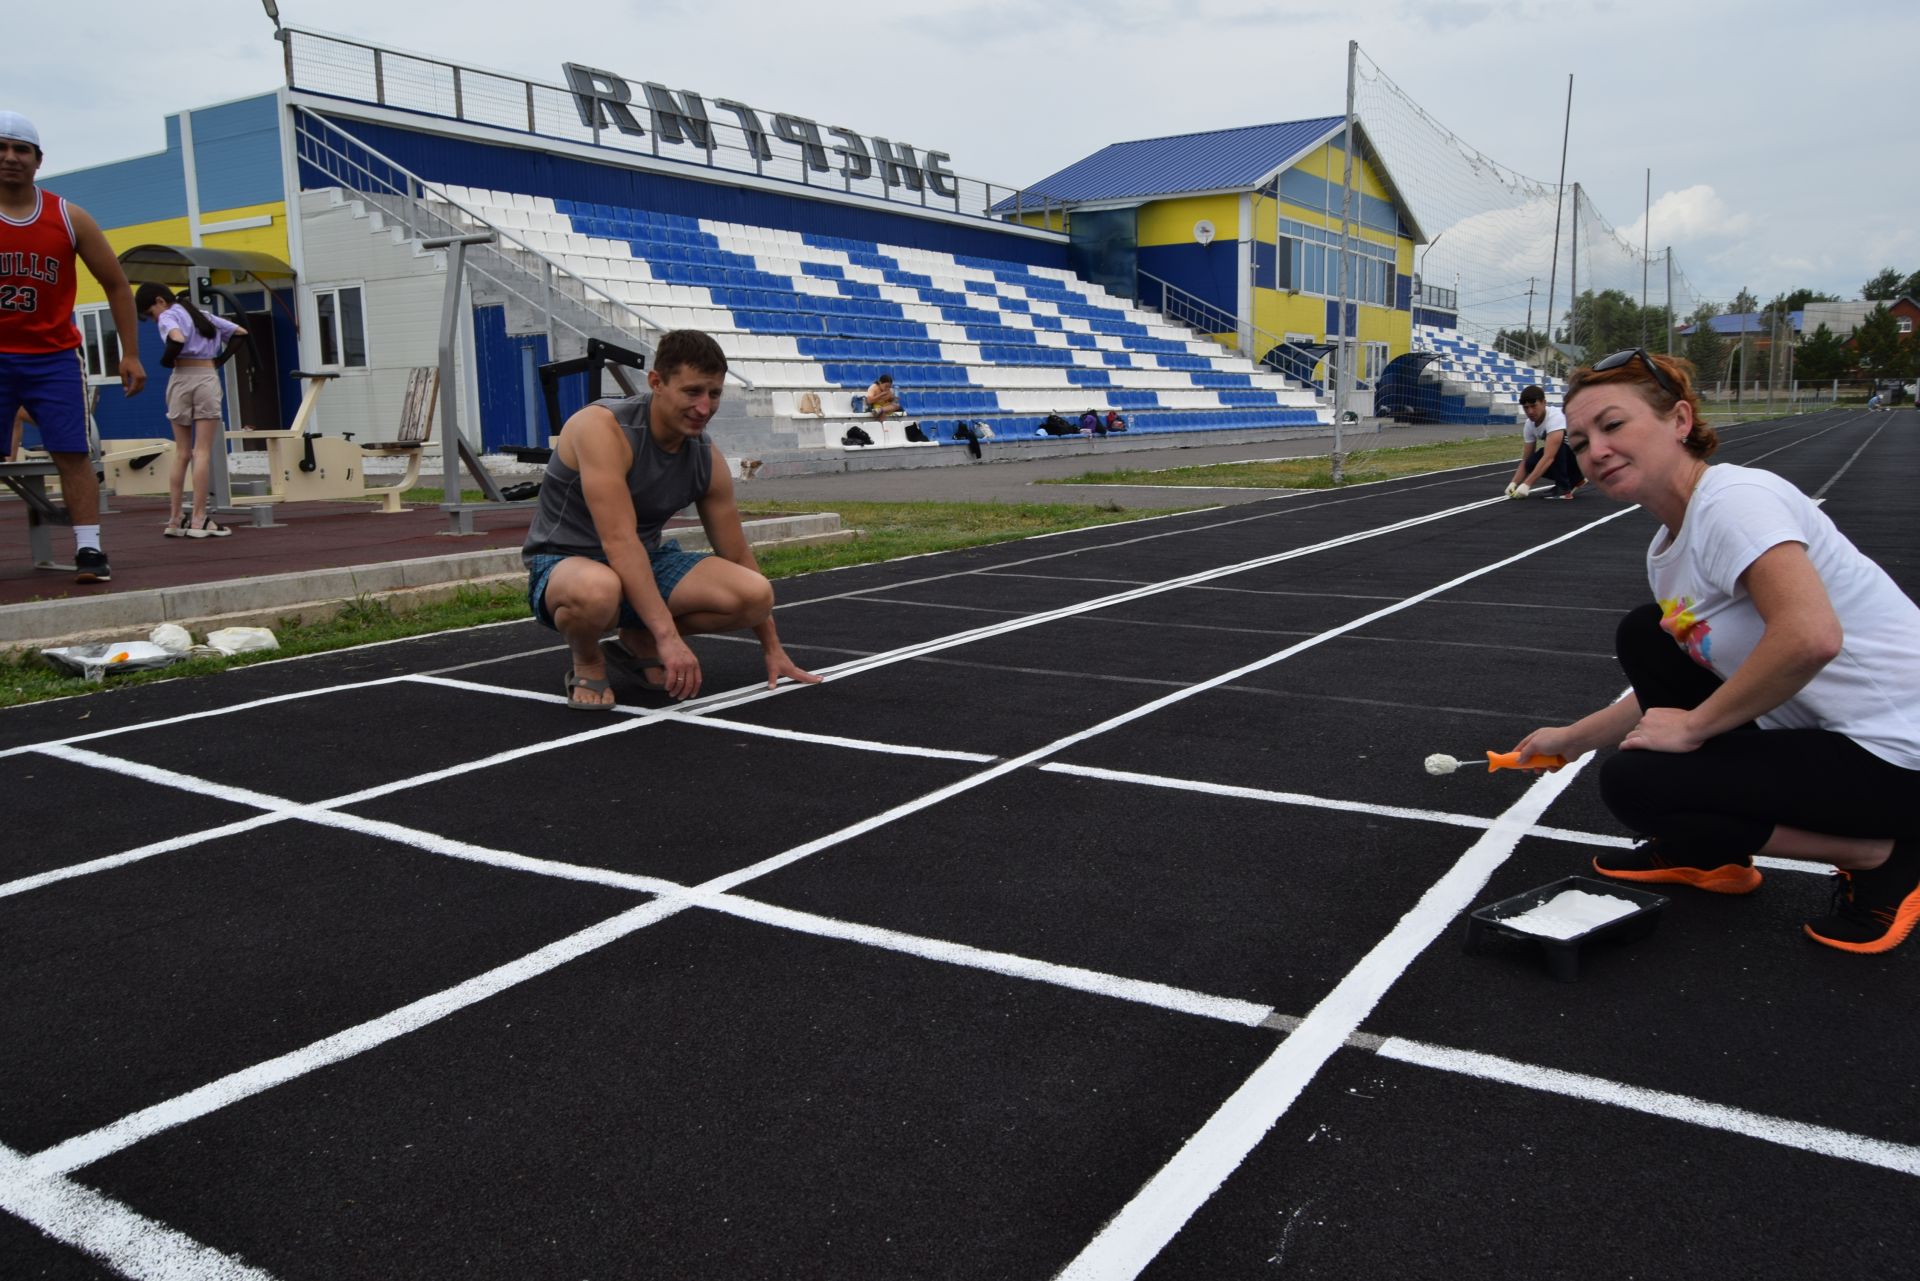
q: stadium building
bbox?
[35,26,1548,475]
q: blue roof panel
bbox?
[1003,117,1345,208]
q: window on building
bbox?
[76,307,121,381]
[1900,317,1914,335]
[313,285,368,368]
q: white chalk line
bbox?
[0,1140,276,1281]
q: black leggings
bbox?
[1597,603,1920,860]
[1526,443,1583,492]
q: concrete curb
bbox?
[1,513,844,651]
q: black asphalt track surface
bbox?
[3,410,1917,1279]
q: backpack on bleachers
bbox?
[796,391,823,416]
[905,422,929,443]
[1040,413,1076,436]
[842,425,874,447]
[1082,410,1102,435]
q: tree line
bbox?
[1491,266,1917,387]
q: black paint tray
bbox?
[1464,874,1668,982]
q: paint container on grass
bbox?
[1463,875,1667,982]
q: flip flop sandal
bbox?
[601,637,669,692]
[563,669,616,711]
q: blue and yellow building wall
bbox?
[1131,132,1415,367]
[35,93,299,438]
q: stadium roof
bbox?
[993,116,1426,241]
[1675,311,1804,337]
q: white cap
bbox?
[0,112,41,148]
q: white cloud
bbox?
[1621,186,1751,248]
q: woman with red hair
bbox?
[1513,349,1920,953]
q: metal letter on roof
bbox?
[771,115,830,173]
[827,128,871,182]
[868,137,925,192]
[715,99,773,162]
[923,152,958,199]
[641,82,715,151]
[563,63,645,136]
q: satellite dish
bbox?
[1193,220,1215,247]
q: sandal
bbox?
[601,637,669,692]
[563,669,616,711]
[185,516,232,539]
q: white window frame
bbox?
[310,283,370,370]
[75,305,122,383]
[1899,317,1914,335]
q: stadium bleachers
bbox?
[1411,324,1567,420]
[427,185,1329,451]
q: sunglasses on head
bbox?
[1590,348,1681,402]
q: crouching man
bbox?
[524,329,820,708]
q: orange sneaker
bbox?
[1592,840,1762,895]
[1803,844,1920,954]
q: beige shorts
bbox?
[165,368,224,426]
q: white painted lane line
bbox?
[1376,1036,1920,1178]
[41,745,303,814]
[705,894,1274,1027]
[17,898,680,1182]
[0,813,289,902]
[0,1140,278,1280]
[1052,755,1591,1281]
[0,676,413,762]
[1039,760,1829,877]
[1038,762,1633,848]
[404,674,997,761]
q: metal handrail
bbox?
[292,106,761,389]
[1136,270,1373,391]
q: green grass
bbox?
[1039,433,1516,490]
[0,499,1175,708]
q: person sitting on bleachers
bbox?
[866,373,901,422]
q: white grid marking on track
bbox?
[1376,1036,1920,1177]
[0,1141,276,1280]
[1053,750,1594,1281]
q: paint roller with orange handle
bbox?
[1424,750,1568,776]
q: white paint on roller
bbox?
[1499,888,1639,939]
[1425,753,1460,776]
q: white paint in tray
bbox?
[1500,888,1639,940]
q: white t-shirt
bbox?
[1647,463,1920,768]
[1522,404,1566,448]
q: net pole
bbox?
[1542,74,1572,372]
[1665,248,1673,355]
[1641,169,1651,349]
[1333,39,1357,483]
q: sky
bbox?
[13,0,1917,310]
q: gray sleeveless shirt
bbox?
[521,392,714,566]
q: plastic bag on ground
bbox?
[149,623,194,653]
[40,641,183,681]
[205,626,279,656]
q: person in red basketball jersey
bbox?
[0,111,146,582]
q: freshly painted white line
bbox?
[405,674,996,761]
[0,1141,277,1280]
[0,813,290,902]
[0,676,413,761]
[1811,416,1891,500]
[41,745,304,814]
[18,898,681,1180]
[1375,1036,1920,1177]
[1052,755,1591,1281]
[705,894,1274,1026]
[1037,762,1635,848]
